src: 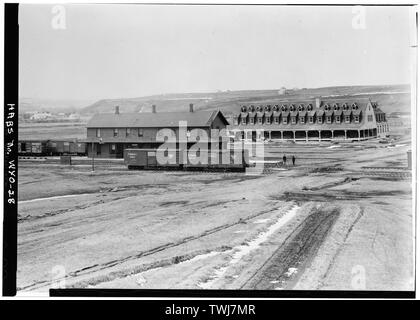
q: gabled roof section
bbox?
[87,110,226,128]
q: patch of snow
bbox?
[327,145,340,149]
[285,267,298,277]
[270,280,280,284]
[197,204,300,289]
[19,193,93,204]
[253,218,271,224]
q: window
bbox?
[250,118,254,125]
[326,116,332,124]
[345,116,350,123]
[96,128,101,137]
[110,144,116,154]
[317,116,323,124]
[113,128,119,137]
[126,128,131,136]
[266,117,271,124]
[138,128,143,137]
[309,116,314,124]
[274,117,279,124]
[283,117,288,124]
[368,115,373,122]
[258,118,262,124]
[242,118,247,125]
[300,116,305,124]
[354,116,359,123]
[291,117,296,124]
[335,116,341,123]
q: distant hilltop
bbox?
[21,84,410,116]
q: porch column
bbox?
[358,130,361,141]
[293,131,296,142]
[331,130,334,139]
[318,130,321,142]
[269,131,272,140]
[305,130,308,142]
[344,130,347,140]
[281,131,283,140]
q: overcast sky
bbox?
[19,4,413,101]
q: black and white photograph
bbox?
[1,1,418,301]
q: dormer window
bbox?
[343,103,349,110]
[298,104,304,111]
[334,104,339,111]
[241,106,247,112]
[281,105,287,112]
[307,104,313,111]
[290,104,296,111]
[352,103,358,110]
[324,104,331,110]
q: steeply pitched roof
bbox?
[87,110,228,128]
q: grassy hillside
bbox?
[80,84,411,116]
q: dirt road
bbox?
[16,140,413,293]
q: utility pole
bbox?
[92,141,95,171]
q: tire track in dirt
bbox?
[18,203,295,291]
[241,206,340,290]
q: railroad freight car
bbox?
[124,148,249,172]
[18,139,87,156]
[18,140,50,156]
[47,140,86,156]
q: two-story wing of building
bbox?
[84,104,229,158]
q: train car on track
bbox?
[18,140,50,156]
[124,148,249,172]
[18,139,87,156]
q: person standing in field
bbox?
[283,154,287,166]
[292,155,296,166]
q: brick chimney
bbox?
[115,106,120,114]
[152,104,156,113]
[315,97,321,109]
[189,103,194,112]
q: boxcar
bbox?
[124,148,249,172]
[18,140,50,156]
